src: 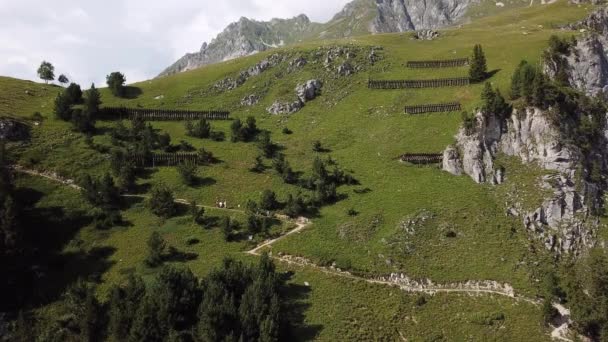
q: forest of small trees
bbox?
[11,254,299,342]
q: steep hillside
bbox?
[3,1,606,341]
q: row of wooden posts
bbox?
[399,153,443,164]
[368,77,470,89]
[405,102,461,115]
[406,58,469,69]
[100,107,230,121]
[130,153,200,167]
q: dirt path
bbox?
[17,166,571,338]
[246,217,310,255]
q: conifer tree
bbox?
[146,231,166,267]
[469,44,488,82]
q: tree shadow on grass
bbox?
[165,247,198,263]
[123,86,143,99]
[191,176,217,188]
[281,271,323,341]
[5,188,116,310]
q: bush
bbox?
[260,190,279,211]
[148,183,176,218]
[177,162,197,186]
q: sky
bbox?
[0,0,351,86]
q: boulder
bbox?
[414,29,439,40]
[266,101,304,115]
[337,62,354,76]
[290,57,307,68]
[295,80,322,103]
[241,94,260,106]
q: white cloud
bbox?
[0,0,352,86]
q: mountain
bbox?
[158,14,319,77]
[158,0,478,77]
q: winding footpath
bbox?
[14,166,573,340]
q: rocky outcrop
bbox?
[241,94,260,106]
[266,101,304,115]
[214,54,284,92]
[414,29,440,40]
[371,0,476,33]
[295,80,323,103]
[267,79,322,115]
[158,15,316,77]
[443,106,603,254]
[546,7,608,98]
[0,119,30,141]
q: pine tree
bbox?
[469,44,488,82]
[510,60,528,99]
[230,119,243,142]
[129,295,165,342]
[260,190,278,211]
[257,131,275,158]
[148,183,176,218]
[146,231,166,267]
[222,217,234,241]
[177,162,197,186]
[54,92,72,121]
[250,155,265,173]
[532,70,547,108]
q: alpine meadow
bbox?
[2,0,608,341]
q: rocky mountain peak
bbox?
[158,0,478,77]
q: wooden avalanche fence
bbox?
[130,153,200,167]
[406,58,469,69]
[400,153,443,165]
[405,102,461,115]
[368,77,470,89]
[101,107,230,121]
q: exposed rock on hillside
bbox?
[241,94,260,106]
[371,0,475,33]
[160,0,478,75]
[295,80,323,103]
[414,29,440,40]
[268,79,323,115]
[548,7,608,98]
[443,106,602,254]
[214,54,284,92]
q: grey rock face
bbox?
[371,0,475,33]
[442,106,603,254]
[241,94,260,106]
[337,62,355,76]
[266,101,304,115]
[546,8,608,98]
[295,80,323,103]
[159,15,315,77]
[214,54,283,92]
[268,79,323,115]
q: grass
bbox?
[3,1,598,339]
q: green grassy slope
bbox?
[2,1,596,340]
